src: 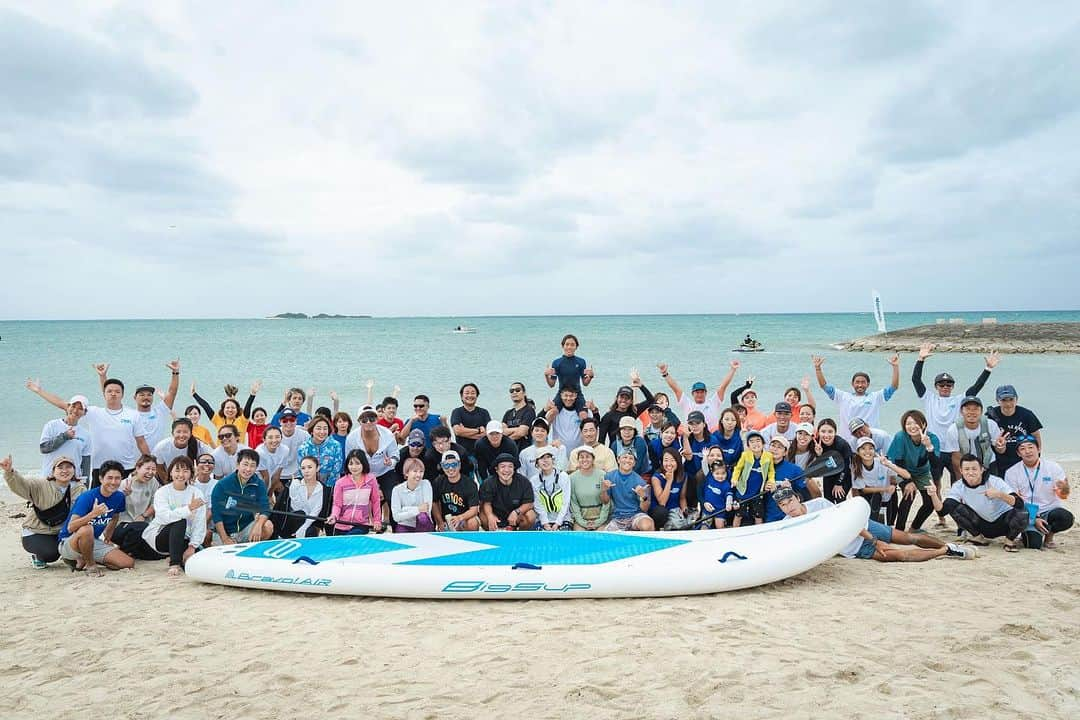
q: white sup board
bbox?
[185,498,869,599]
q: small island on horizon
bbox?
[839,321,1080,354]
[266,313,372,320]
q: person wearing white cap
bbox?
[850,436,900,524]
[2,454,87,568]
[432,450,481,531]
[344,404,400,523]
[473,420,520,481]
[569,445,611,530]
[612,416,651,477]
[530,447,572,530]
[35,393,93,481]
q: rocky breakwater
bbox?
[838,322,1080,354]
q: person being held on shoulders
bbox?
[33,393,93,482]
[2,455,87,568]
[210,448,274,545]
[56,460,135,575]
[812,354,899,442]
[531,447,572,531]
[544,333,593,419]
[925,454,1029,553]
[986,385,1043,474]
[518,416,568,480]
[474,420,522,481]
[657,359,739,430]
[941,395,1006,479]
[730,431,776,526]
[502,382,537,452]
[567,417,616,473]
[432,450,481,531]
[391,458,435,533]
[776,487,975,562]
[480,454,537,531]
[601,448,654,531]
[141,456,207,576]
[1003,436,1072,549]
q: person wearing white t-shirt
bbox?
[925,455,1029,552]
[256,426,291,498]
[26,376,145,486]
[657,360,739,430]
[276,409,310,482]
[911,344,997,446]
[211,424,248,479]
[152,418,212,481]
[190,452,218,547]
[940,396,1006,479]
[544,388,587,452]
[92,360,180,457]
[1003,437,1073,549]
[760,402,796,445]
[518,417,569,480]
[812,354,900,442]
[35,394,93,480]
[847,418,893,455]
[775,487,974,561]
[850,436,899,524]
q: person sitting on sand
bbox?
[329,450,382,535]
[812,354,900,442]
[278,456,326,538]
[568,445,611,530]
[109,454,164,559]
[391,458,434,533]
[1003,436,1073,549]
[142,456,207,576]
[530,447,572,531]
[924,454,1029,552]
[480,454,537,531]
[651,447,691,530]
[601,448,654,531]
[568,417,616,473]
[210,448,274,544]
[518,417,569,480]
[432,450,481,531]
[57,460,136,575]
[2,455,87,568]
[775,487,975,562]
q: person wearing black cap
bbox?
[518,416,568,480]
[480,453,536,530]
[597,371,655,445]
[1003,436,1073,549]
[986,385,1043,473]
[941,396,1006,479]
[760,402,796,445]
[122,360,181,454]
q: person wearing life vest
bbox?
[942,396,1006,480]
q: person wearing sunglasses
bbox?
[432,450,480,531]
[210,424,249,480]
[398,395,448,448]
[345,404,399,527]
[191,452,217,547]
[501,383,536,452]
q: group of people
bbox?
[6,335,1072,577]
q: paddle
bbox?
[692,450,844,529]
[224,493,372,531]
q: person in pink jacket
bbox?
[328,450,382,535]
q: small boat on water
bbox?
[452,325,477,334]
[733,335,764,352]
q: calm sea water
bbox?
[2,311,1079,480]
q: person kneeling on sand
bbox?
[56,460,135,575]
[601,448,654,531]
[774,487,975,562]
[480,454,537,530]
[923,455,1029,553]
[1003,436,1073,549]
[2,455,86,568]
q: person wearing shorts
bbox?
[56,460,135,575]
[601,448,654,531]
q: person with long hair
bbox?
[850,437,899,524]
[651,447,690,529]
[329,450,381,534]
[886,409,943,532]
[141,456,207,577]
[183,404,216,448]
[816,419,853,503]
[152,418,211,482]
[279,456,326,539]
[190,380,261,437]
[710,408,744,470]
[597,372,656,445]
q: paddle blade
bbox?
[804,450,844,478]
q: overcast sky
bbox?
[2,1,1078,319]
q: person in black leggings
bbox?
[887,410,944,532]
[3,455,86,567]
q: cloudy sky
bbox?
[2,1,1078,319]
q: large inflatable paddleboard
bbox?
[185,498,869,599]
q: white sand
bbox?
[2,478,1078,719]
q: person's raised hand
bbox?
[800,376,811,391]
[887,354,900,368]
[985,350,1000,370]
[365,379,375,391]
[918,343,934,360]
[329,390,339,402]
[250,379,262,395]
[629,368,641,385]
[811,355,825,370]
[0,455,11,472]
[25,378,42,394]
[586,399,597,412]
[921,433,934,451]
[730,360,741,371]
[93,363,110,377]
[657,362,668,375]
[166,359,181,373]
[307,387,316,398]
[545,400,556,414]
[746,375,756,386]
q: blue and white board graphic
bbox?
[186,498,870,599]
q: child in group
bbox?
[392,458,434,533]
[328,450,381,535]
[730,431,776,526]
[851,437,899,524]
[544,334,593,419]
[701,453,733,529]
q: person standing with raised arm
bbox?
[190,379,261,437]
[657,360,738,429]
[812,354,900,441]
[26,387,93,481]
[95,360,180,454]
[911,344,998,440]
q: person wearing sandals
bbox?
[923,454,1029,553]
[142,456,207,576]
[1003,436,1073,549]
[2,455,87,568]
[56,460,136,575]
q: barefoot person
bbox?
[2,455,87,568]
[56,460,136,575]
[142,456,207,576]
[775,487,975,562]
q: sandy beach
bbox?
[3,477,1078,720]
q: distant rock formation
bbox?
[267,313,371,319]
[838,322,1080,354]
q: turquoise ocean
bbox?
[2,311,1079,481]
